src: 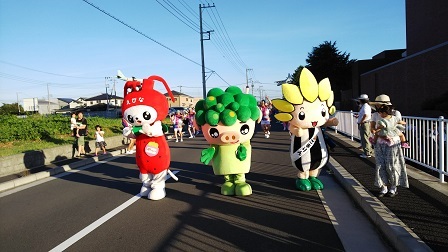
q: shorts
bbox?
[77,136,85,146]
[95,141,107,148]
[261,120,270,126]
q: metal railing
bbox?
[332,111,447,183]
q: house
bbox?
[83,93,123,108]
[22,98,60,115]
[164,90,201,109]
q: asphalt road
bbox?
[0,128,392,252]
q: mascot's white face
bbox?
[123,105,158,126]
[290,100,330,130]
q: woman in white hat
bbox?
[369,94,409,197]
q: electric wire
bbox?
[81,0,230,86]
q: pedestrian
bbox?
[75,111,88,157]
[186,108,196,138]
[259,97,272,138]
[94,124,107,156]
[70,112,78,137]
[354,94,373,158]
[369,94,409,197]
[171,110,184,142]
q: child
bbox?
[186,108,196,138]
[70,113,79,137]
[170,111,184,142]
[94,124,107,155]
[370,105,410,148]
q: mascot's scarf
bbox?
[291,128,319,160]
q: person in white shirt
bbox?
[94,124,107,156]
[354,94,373,158]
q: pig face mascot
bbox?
[122,75,175,200]
[194,86,261,196]
[272,68,338,191]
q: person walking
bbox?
[369,94,409,197]
[94,124,107,156]
[259,98,272,138]
[186,108,196,138]
[171,110,184,142]
[354,94,373,158]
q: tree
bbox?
[0,103,23,115]
[294,41,356,101]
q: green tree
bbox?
[0,103,23,115]
[295,41,356,101]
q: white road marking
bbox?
[49,170,179,252]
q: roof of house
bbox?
[84,93,124,101]
[164,90,192,97]
[58,98,75,103]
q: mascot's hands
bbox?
[200,147,216,165]
[123,126,133,137]
[142,121,164,137]
[236,144,247,161]
[324,117,339,127]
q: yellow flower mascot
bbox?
[272,68,338,191]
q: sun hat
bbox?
[356,94,369,100]
[369,94,392,106]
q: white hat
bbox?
[369,94,392,106]
[356,94,369,100]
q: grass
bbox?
[0,115,174,158]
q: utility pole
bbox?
[47,83,51,114]
[200,3,215,99]
[105,77,111,114]
[251,79,254,96]
[16,92,20,114]
[246,68,252,94]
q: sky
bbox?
[0,0,406,105]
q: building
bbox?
[83,93,123,108]
[22,98,68,115]
[350,0,448,117]
[165,90,201,109]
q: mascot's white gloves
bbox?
[142,121,164,137]
[123,126,133,137]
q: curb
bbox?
[0,147,128,193]
[328,157,432,252]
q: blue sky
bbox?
[0,0,406,105]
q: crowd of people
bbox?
[354,94,409,197]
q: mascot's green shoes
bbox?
[309,176,324,190]
[221,174,252,196]
[295,177,324,191]
[295,178,311,191]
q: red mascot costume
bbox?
[122,75,175,200]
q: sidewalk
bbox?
[326,130,448,251]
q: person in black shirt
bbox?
[75,112,88,156]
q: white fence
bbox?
[332,111,447,183]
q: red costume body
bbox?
[135,134,170,175]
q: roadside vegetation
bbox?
[0,114,174,157]
[0,114,123,157]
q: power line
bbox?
[0,60,103,79]
[155,0,199,33]
[81,0,230,86]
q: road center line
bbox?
[50,170,179,252]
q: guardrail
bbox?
[332,111,447,183]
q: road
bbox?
[0,129,391,252]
